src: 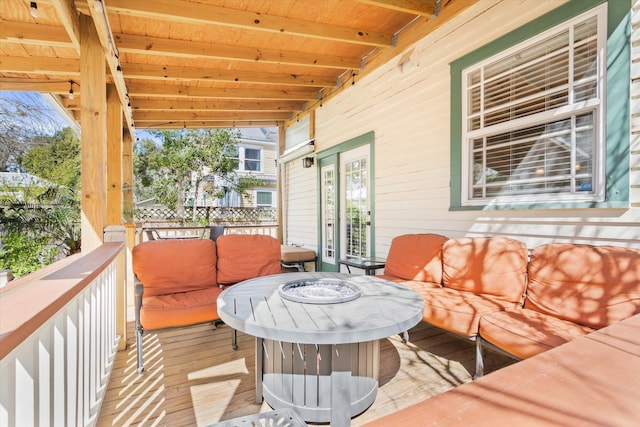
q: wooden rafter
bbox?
[137,121,281,129]
[83,0,135,135]
[354,0,440,17]
[0,21,72,47]
[122,63,336,87]
[0,56,80,75]
[51,0,81,48]
[81,0,393,47]
[1,0,476,129]
[0,78,74,93]
[133,111,291,122]
[1,22,361,69]
[129,99,306,112]
[126,83,318,101]
[114,33,361,70]
[0,54,336,88]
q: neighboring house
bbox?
[195,127,278,208]
[279,0,640,270]
[0,172,53,201]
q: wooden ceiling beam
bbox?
[115,33,360,70]
[130,99,305,112]
[1,22,360,69]
[126,82,318,101]
[0,54,336,88]
[0,56,80,75]
[133,111,291,122]
[123,63,335,87]
[354,0,439,17]
[51,0,81,48]
[0,21,73,47]
[0,78,74,93]
[84,0,392,47]
[135,121,281,130]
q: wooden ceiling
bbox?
[0,0,472,132]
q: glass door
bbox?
[319,158,338,271]
[340,145,370,260]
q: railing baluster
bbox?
[1,244,122,427]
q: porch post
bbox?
[106,83,123,226]
[123,130,136,316]
[277,121,285,243]
[80,14,107,252]
[123,130,134,223]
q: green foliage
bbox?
[0,127,81,277]
[21,127,81,190]
[1,185,81,258]
[134,129,265,219]
[0,230,57,277]
[0,93,63,172]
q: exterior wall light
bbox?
[302,157,315,168]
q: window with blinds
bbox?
[461,5,606,205]
[256,190,273,206]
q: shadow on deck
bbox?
[97,322,514,426]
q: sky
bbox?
[0,91,74,135]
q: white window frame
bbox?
[235,145,263,173]
[255,189,275,207]
[461,4,607,206]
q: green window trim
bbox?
[449,0,631,211]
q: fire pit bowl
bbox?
[279,278,361,304]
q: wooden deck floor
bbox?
[97,321,514,426]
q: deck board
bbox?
[97,321,514,426]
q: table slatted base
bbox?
[259,339,379,426]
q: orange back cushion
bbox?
[132,239,217,297]
[216,234,282,286]
[384,234,448,283]
[526,244,640,329]
[442,237,528,304]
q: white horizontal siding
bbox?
[286,0,640,258]
[283,159,317,251]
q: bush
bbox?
[0,231,57,278]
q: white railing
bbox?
[0,243,124,427]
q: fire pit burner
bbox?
[279,278,361,304]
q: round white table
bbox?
[217,272,424,426]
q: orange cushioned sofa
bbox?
[478,243,640,360]
[377,234,640,378]
[132,234,282,373]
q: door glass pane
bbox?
[321,165,335,262]
[344,157,368,259]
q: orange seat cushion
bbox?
[216,234,282,286]
[421,287,516,337]
[526,243,640,329]
[442,237,528,304]
[479,309,594,359]
[140,287,223,330]
[132,239,217,297]
[281,245,316,263]
[375,274,441,290]
[383,233,448,283]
